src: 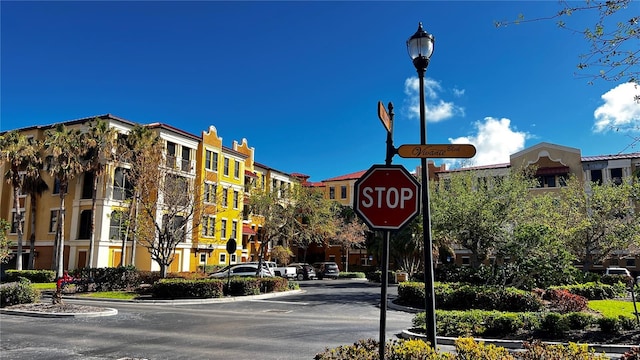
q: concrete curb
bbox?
[63,289,305,305]
[0,307,118,318]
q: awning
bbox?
[242,225,256,235]
[535,166,570,176]
[244,170,258,178]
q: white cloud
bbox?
[453,88,465,97]
[404,76,464,122]
[449,117,528,167]
[593,82,640,132]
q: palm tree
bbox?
[84,118,118,268]
[0,131,41,270]
[21,140,48,269]
[44,124,86,278]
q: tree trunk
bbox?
[130,196,139,266]
[345,246,349,272]
[88,172,99,268]
[56,186,67,278]
[13,185,24,270]
[28,196,37,269]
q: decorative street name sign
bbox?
[397,144,477,159]
[378,101,391,133]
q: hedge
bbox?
[151,279,224,299]
[1,278,40,307]
[3,270,56,283]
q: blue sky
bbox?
[2,1,639,182]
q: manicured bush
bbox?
[601,274,633,287]
[597,315,637,334]
[313,338,453,360]
[545,288,588,313]
[0,278,40,307]
[483,312,525,336]
[540,312,570,336]
[338,272,365,279]
[4,269,55,283]
[519,341,609,360]
[549,282,625,300]
[259,277,290,293]
[398,282,544,312]
[150,278,224,299]
[227,278,261,296]
[365,270,398,284]
[72,266,141,292]
[565,312,596,330]
[454,337,515,359]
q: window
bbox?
[222,188,228,207]
[626,258,636,268]
[233,190,239,209]
[109,210,126,241]
[590,169,603,185]
[166,141,176,167]
[610,168,623,185]
[234,160,240,178]
[199,253,207,263]
[223,157,230,176]
[461,257,470,266]
[49,210,59,233]
[82,171,94,199]
[329,187,335,199]
[181,147,191,172]
[204,183,216,204]
[202,216,216,237]
[219,253,226,263]
[230,254,237,263]
[340,186,347,199]
[163,215,186,242]
[231,220,238,239]
[165,175,189,206]
[221,219,227,239]
[113,167,133,200]
[78,210,92,239]
[205,150,219,172]
[53,178,62,195]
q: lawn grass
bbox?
[31,282,56,290]
[78,291,138,300]
[588,299,640,319]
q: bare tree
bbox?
[124,129,200,278]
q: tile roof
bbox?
[581,152,640,162]
[322,170,367,182]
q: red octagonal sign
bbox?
[353,164,421,230]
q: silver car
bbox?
[209,264,274,278]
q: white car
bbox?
[209,264,274,278]
[605,267,632,278]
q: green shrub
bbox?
[227,278,261,296]
[150,279,224,299]
[601,274,633,287]
[483,312,525,336]
[259,277,290,293]
[540,312,570,336]
[565,312,596,330]
[4,269,55,283]
[550,282,625,300]
[338,272,365,279]
[73,266,141,292]
[597,315,636,333]
[365,270,397,284]
[0,278,40,307]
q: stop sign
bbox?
[353,165,421,230]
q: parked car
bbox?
[605,267,632,277]
[312,262,340,280]
[246,261,297,279]
[209,263,273,278]
[289,263,316,281]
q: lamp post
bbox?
[407,22,437,348]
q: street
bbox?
[0,279,415,360]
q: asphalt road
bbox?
[0,279,416,360]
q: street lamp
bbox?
[407,22,437,348]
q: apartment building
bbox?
[1,114,300,274]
